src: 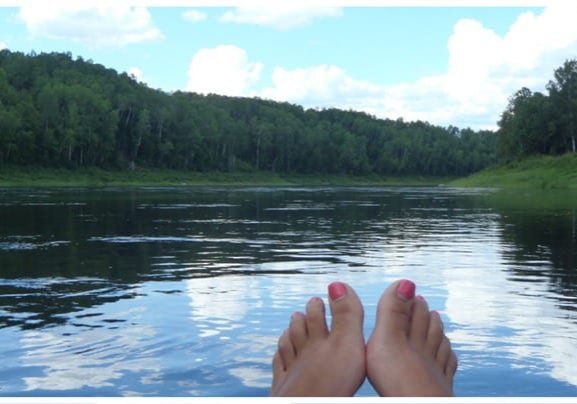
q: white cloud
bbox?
[0,41,6,50]
[18,3,164,47]
[258,1,577,129]
[220,5,342,30]
[128,67,143,81]
[182,8,207,23]
[186,45,263,97]
[182,3,577,129]
[261,64,382,109]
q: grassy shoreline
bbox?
[0,166,453,187]
[2,154,576,189]
[451,153,577,189]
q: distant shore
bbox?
[452,153,577,189]
[0,166,453,187]
[6,154,575,188]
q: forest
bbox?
[0,50,499,177]
[498,59,577,160]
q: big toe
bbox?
[371,279,416,345]
[327,282,364,339]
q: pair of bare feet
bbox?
[270,279,458,397]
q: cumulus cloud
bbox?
[128,67,143,81]
[261,64,381,108]
[183,2,577,129]
[18,2,163,47]
[182,9,207,23]
[0,41,7,50]
[186,45,263,97]
[261,1,577,129]
[220,5,342,30]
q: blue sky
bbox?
[1,2,577,130]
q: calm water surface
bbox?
[0,186,577,397]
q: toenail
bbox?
[417,295,426,302]
[328,282,348,301]
[308,297,322,305]
[291,311,303,320]
[432,310,445,326]
[397,279,416,301]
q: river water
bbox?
[0,186,576,397]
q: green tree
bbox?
[547,59,577,154]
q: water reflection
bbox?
[0,187,577,396]
[20,315,159,392]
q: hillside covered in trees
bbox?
[0,50,497,177]
[498,59,577,160]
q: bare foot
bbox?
[270,282,366,396]
[366,279,457,396]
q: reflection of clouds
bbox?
[227,333,278,389]
[445,254,577,387]
[21,306,160,392]
[229,366,269,389]
[184,268,383,391]
[177,196,577,394]
[380,213,577,388]
[186,275,276,390]
[185,262,369,322]
[186,275,259,324]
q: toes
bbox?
[306,297,329,340]
[426,310,444,357]
[371,279,416,344]
[277,329,295,368]
[436,336,452,371]
[446,351,458,386]
[289,312,308,354]
[408,295,430,349]
[270,350,286,396]
[272,350,285,374]
[327,282,364,338]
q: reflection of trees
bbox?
[3,187,576,330]
[0,280,139,329]
[501,210,577,292]
[0,188,429,330]
[487,190,577,298]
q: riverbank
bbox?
[451,153,577,189]
[0,166,452,187]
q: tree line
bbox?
[0,50,498,176]
[498,59,577,160]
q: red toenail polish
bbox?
[328,282,347,301]
[417,295,426,302]
[397,280,416,301]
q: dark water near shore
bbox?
[1,186,577,397]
